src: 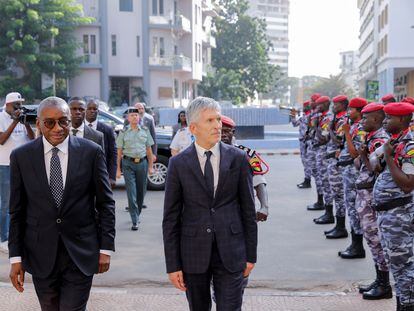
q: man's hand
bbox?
[342,123,350,133]
[152,154,157,162]
[10,263,25,292]
[110,179,116,188]
[289,109,297,117]
[148,166,154,175]
[256,212,268,222]
[97,254,110,274]
[10,109,21,121]
[383,140,393,158]
[168,270,186,291]
[243,262,255,277]
[359,144,368,157]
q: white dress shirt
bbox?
[194,142,220,196]
[86,120,98,130]
[70,122,85,138]
[10,135,111,264]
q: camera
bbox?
[15,106,37,124]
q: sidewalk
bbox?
[0,282,395,311]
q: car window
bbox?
[97,113,121,128]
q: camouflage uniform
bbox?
[326,111,347,217]
[374,129,414,305]
[291,112,311,180]
[314,111,334,205]
[355,128,389,271]
[338,120,366,235]
[306,109,323,196]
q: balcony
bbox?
[80,54,101,68]
[149,14,191,35]
[173,15,191,34]
[202,0,218,17]
[202,32,216,48]
[149,55,192,72]
[202,63,212,76]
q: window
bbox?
[137,36,140,57]
[120,0,133,12]
[198,44,201,63]
[111,35,117,56]
[174,79,179,99]
[195,5,198,25]
[152,0,164,15]
[159,37,165,57]
[90,35,96,54]
[195,43,197,61]
[159,0,164,15]
[83,35,89,54]
[152,37,158,56]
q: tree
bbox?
[131,86,147,103]
[305,74,356,99]
[199,0,278,104]
[0,0,93,101]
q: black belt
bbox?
[123,155,147,163]
[326,152,337,159]
[374,197,413,211]
[355,180,375,190]
[336,159,354,167]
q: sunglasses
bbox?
[42,118,71,129]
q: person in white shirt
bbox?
[169,127,194,156]
[0,92,34,252]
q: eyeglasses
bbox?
[42,118,71,129]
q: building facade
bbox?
[357,0,414,101]
[71,0,216,107]
[339,50,359,96]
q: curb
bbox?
[257,149,300,156]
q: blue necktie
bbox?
[50,147,64,208]
[204,151,214,197]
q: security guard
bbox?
[116,107,154,231]
[373,102,414,310]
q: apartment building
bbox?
[70,0,216,107]
[339,51,359,95]
[357,0,414,100]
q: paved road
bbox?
[0,154,397,309]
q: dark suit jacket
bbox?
[162,142,257,274]
[84,125,105,151]
[141,115,157,155]
[96,121,117,181]
[8,136,116,278]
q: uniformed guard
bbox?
[312,96,335,224]
[381,93,396,105]
[323,95,348,238]
[116,107,154,231]
[306,94,325,210]
[337,97,367,259]
[355,103,392,300]
[169,126,194,156]
[291,100,312,188]
[373,102,414,310]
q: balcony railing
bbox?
[202,32,216,48]
[174,15,191,33]
[149,14,191,34]
[81,54,100,66]
[149,55,192,72]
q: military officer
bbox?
[355,103,392,300]
[169,126,194,156]
[381,94,396,105]
[337,97,367,259]
[116,108,154,231]
[373,102,414,310]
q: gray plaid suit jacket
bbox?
[162,142,257,274]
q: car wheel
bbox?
[147,155,169,191]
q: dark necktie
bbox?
[72,128,78,136]
[204,151,214,197]
[88,123,93,127]
[50,147,64,208]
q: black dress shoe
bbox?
[142,205,147,209]
[297,178,311,189]
[131,224,139,231]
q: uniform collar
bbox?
[336,111,347,118]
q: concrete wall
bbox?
[69,69,101,98]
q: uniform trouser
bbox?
[355,189,388,271]
[299,140,311,180]
[0,165,10,242]
[327,158,345,217]
[342,164,363,235]
[123,158,148,225]
[378,203,414,305]
[306,141,322,195]
[315,145,333,205]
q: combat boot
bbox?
[338,231,366,259]
[325,216,348,238]
[400,304,414,311]
[362,267,393,300]
[297,178,311,189]
[359,265,378,293]
[307,194,324,210]
[313,204,334,224]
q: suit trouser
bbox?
[0,165,10,242]
[32,240,93,311]
[184,240,244,311]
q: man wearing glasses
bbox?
[0,92,35,253]
[8,97,115,310]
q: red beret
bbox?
[315,96,330,105]
[303,100,310,107]
[402,97,414,104]
[311,93,321,101]
[332,95,348,103]
[221,115,236,128]
[383,102,414,116]
[381,93,395,102]
[349,97,368,108]
[361,103,384,114]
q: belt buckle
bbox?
[134,158,140,163]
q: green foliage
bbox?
[199,0,278,104]
[305,74,356,99]
[131,86,147,103]
[0,0,93,101]
[108,90,122,107]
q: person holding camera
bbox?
[0,92,34,252]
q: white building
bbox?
[70,0,216,107]
[357,0,414,100]
[339,50,359,95]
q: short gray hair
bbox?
[186,97,221,124]
[37,96,70,118]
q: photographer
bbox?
[0,92,34,252]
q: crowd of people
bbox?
[290,93,414,310]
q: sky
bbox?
[288,0,360,78]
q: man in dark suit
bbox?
[68,97,104,151]
[162,97,257,310]
[85,99,117,187]
[8,97,116,310]
[135,102,157,157]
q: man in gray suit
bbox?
[68,97,104,150]
[135,102,157,157]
